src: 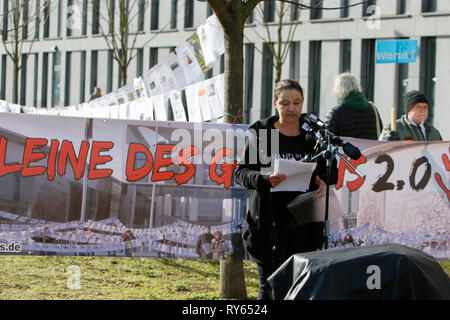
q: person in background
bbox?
[380,90,443,141]
[231,225,246,260]
[325,73,382,140]
[89,86,102,101]
[211,231,227,259]
[195,226,214,259]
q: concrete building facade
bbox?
[0,0,449,139]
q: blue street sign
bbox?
[376,40,418,64]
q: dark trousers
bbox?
[256,263,278,300]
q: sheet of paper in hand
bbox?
[270,158,317,192]
[287,188,343,226]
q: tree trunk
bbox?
[121,64,128,87]
[13,64,19,104]
[223,25,244,124]
[221,19,248,300]
[219,256,247,299]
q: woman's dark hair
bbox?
[274,79,304,100]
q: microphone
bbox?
[342,142,361,160]
[300,113,327,130]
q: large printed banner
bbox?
[0,113,448,260]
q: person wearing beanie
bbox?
[381,90,442,141]
[325,73,383,140]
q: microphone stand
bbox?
[311,131,366,250]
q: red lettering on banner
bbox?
[174,145,198,185]
[434,151,450,202]
[209,148,237,189]
[58,140,90,180]
[47,139,59,181]
[0,137,22,176]
[336,155,367,192]
[125,143,153,182]
[151,144,176,182]
[88,141,114,179]
[22,138,48,177]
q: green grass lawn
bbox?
[0,255,259,300]
[0,255,448,300]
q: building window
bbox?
[220,54,224,74]
[184,0,194,28]
[82,0,88,35]
[2,0,8,41]
[57,0,62,37]
[339,40,351,73]
[149,47,158,68]
[151,0,159,30]
[41,53,49,107]
[422,0,437,13]
[244,43,254,124]
[396,63,409,118]
[340,0,350,18]
[307,41,321,114]
[397,0,406,14]
[264,0,275,23]
[207,3,213,17]
[138,0,145,31]
[137,48,144,77]
[246,11,254,24]
[170,0,178,29]
[20,54,27,105]
[310,0,323,20]
[34,0,40,39]
[107,50,113,93]
[289,42,300,80]
[420,37,436,124]
[362,0,377,17]
[261,43,274,118]
[108,0,114,34]
[0,55,6,99]
[92,0,100,34]
[43,1,50,38]
[290,0,300,21]
[22,1,29,40]
[80,51,86,103]
[66,0,73,36]
[360,39,376,102]
[33,53,38,106]
[52,51,62,107]
[61,51,72,107]
[90,50,98,91]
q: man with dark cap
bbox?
[381,90,442,141]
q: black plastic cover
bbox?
[267,244,450,300]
